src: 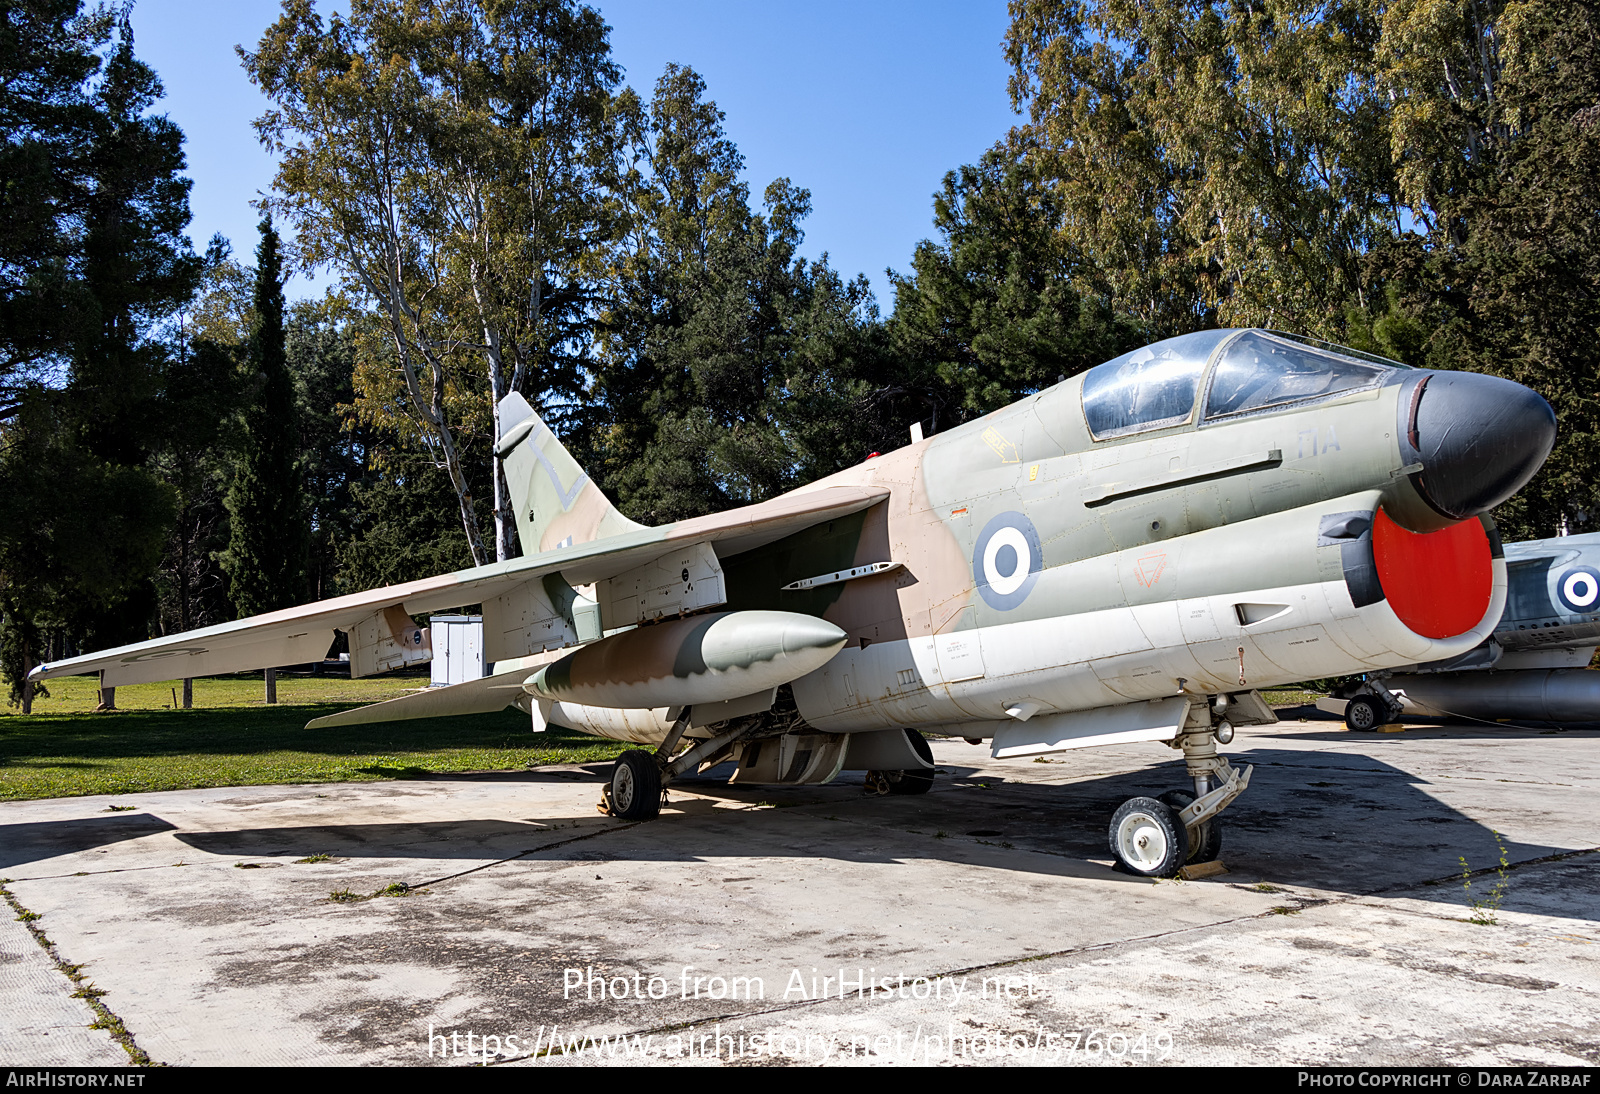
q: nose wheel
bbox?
[1108,722,1251,878]
[1109,797,1188,876]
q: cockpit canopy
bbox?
[1080,329,1404,441]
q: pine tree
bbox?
[219,216,308,701]
[0,10,199,711]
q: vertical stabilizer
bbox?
[496,393,644,554]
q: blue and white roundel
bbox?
[973,511,1043,610]
[1556,565,1600,613]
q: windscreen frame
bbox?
[1199,329,1400,424]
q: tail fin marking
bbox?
[496,393,643,554]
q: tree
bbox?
[1360,0,1600,538]
[1,10,200,710]
[0,0,111,405]
[219,217,309,704]
[244,0,623,563]
[1004,0,1401,340]
[580,65,882,523]
[887,130,1142,428]
[287,299,377,601]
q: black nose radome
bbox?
[1408,371,1556,520]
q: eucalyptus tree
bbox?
[581,65,880,524]
[243,0,621,564]
[887,130,1141,428]
[1004,0,1401,339]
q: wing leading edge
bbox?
[28,484,888,688]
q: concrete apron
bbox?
[1,717,1597,1067]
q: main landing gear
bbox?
[599,706,761,821]
[1342,686,1403,732]
[602,750,662,821]
[863,729,935,796]
[1108,704,1252,878]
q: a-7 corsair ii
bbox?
[31,329,1556,877]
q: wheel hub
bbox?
[613,764,635,811]
[1116,812,1169,870]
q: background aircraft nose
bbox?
[1411,371,1556,519]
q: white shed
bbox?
[429,615,489,687]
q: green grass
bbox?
[0,671,627,802]
[1260,688,1323,708]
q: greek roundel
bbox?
[1556,565,1600,613]
[972,511,1043,610]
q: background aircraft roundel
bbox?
[1557,566,1600,614]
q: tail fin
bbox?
[496,393,644,554]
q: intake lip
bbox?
[1408,371,1556,520]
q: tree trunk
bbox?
[265,667,277,705]
[20,630,34,715]
[182,677,193,709]
[363,250,489,568]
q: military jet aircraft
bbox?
[29,328,1557,877]
[1326,531,1600,728]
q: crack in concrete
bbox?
[0,879,158,1066]
[461,833,1598,1062]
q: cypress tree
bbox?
[220,216,307,701]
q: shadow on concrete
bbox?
[139,748,1591,915]
[0,812,178,871]
[1269,705,1600,742]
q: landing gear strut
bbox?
[1108,702,1253,878]
[599,707,762,820]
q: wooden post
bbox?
[265,667,277,705]
[182,678,193,709]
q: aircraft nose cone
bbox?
[1411,371,1556,520]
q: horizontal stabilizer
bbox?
[304,663,538,730]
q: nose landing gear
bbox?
[1108,704,1253,878]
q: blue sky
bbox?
[126,0,1021,307]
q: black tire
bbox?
[888,729,935,795]
[609,750,662,820]
[1345,696,1382,732]
[1108,796,1189,878]
[1159,789,1223,864]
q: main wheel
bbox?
[1108,796,1188,877]
[887,729,935,795]
[608,750,662,820]
[1344,695,1382,732]
[1159,789,1223,864]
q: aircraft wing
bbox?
[28,484,889,689]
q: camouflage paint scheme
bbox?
[30,329,1556,768]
